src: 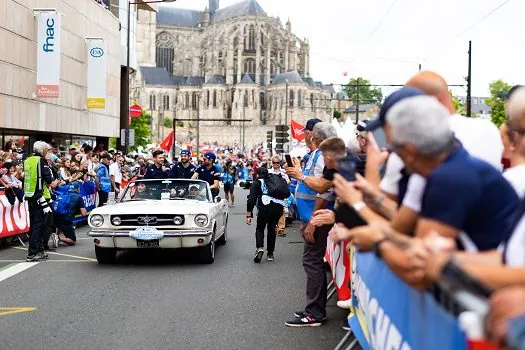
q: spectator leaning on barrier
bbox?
[2,161,24,205]
[96,153,112,206]
[285,122,338,327]
[23,141,59,262]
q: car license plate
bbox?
[136,240,159,248]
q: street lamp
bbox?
[124,0,176,154]
[284,79,289,128]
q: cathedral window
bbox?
[298,90,302,108]
[156,47,174,75]
[163,94,170,110]
[260,92,265,110]
[310,94,314,110]
[289,90,294,108]
[149,94,156,110]
[207,90,210,107]
[184,93,189,109]
[243,91,249,108]
[243,59,256,80]
[213,90,217,108]
[245,25,256,52]
[192,92,197,109]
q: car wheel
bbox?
[95,245,117,264]
[199,231,215,264]
[217,215,228,246]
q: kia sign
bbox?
[86,38,106,109]
[35,11,61,98]
[130,104,142,117]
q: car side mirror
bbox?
[214,196,222,203]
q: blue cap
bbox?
[70,182,81,191]
[365,87,425,131]
[302,118,323,131]
[181,150,191,156]
[204,152,216,162]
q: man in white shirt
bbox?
[109,155,123,193]
[268,155,290,236]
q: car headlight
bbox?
[111,216,122,226]
[194,214,208,227]
[90,214,104,227]
[173,215,184,225]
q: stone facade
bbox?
[131,0,334,146]
[0,0,121,139]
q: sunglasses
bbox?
[272,161,280,164]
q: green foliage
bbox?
[333,110,342,120]
[108,138,116,150]
[486,80,511,127]
[162,118,173,128]
[451,93,477,118]
[343,77,383,106]
[129,110,152,151]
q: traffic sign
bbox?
[120,129,135,146]
[130,104,142,117]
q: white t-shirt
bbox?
[269,167,290,183]
[505,213,525,267]
[503,165,525,200]
[109,162,122,185]
[396,114,504,211]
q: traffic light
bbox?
[275,124,290,154]
[266,130,273,151]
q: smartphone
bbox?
[284,154,293,167]
[335,203,367,229]
[338,155,357,182]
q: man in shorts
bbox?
[222,159,237,207]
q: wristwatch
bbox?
[300,174,306,182]
[372,237,389,259]
[352,201,366,213]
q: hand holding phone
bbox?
[284,154,293,167]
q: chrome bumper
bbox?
[88,230,213,249]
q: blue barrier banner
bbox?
[349,249,467,350]
[74,181,97,223]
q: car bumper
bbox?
[88,230,213,249]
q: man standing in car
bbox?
[192,152,221,198]
[145,150,169,179]
[174,150,196,179]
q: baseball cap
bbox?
[204,152,216,162]
[181,150,191,156]
[365,87,425,131]
[302,118,323,131]
[69,145,76,150]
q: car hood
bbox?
[91,200,215,215]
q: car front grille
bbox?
[111,214,183,227]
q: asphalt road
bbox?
[0,188,347,350]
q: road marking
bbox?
[0,307,36,317]
[0,262,39,283]
[0,260,94,263]
[11,247,97,262]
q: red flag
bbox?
[291,120,305,141]
[160,130,174,152]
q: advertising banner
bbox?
[74,181,97,223]
[86,39,106,109]
[349,250,467,350]
[36,11,61,98]
[325,232,352,303]
[0,194,30,239]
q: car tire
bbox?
[95,246,117,264]
[199,231,215,264]
[217,215,228,246]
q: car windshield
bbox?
[120,180,210,202]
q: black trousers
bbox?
[302,223,332,320]
[255,205,283,254]
[27,200,46,255]
[98,191,108,206]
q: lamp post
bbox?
[284,79,289,127]
[124,0,176,154]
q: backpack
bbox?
[263,173,290,200]
[52,190,72,216]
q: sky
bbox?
[165,0,525,97]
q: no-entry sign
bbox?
[130,104,142,117]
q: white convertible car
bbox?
[88,179,229,264]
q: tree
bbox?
[162,118,172,128]
[333,110,342,120]
[343,77,383,106]
[129,110,152,151]
[451,93,477,118]
[486,80,511,127]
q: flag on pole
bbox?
[160,130,174,152]
[291,120,305,141]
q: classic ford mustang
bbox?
[88,179,228,264]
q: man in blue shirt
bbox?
[55,182,87,246]
[192,152,220,198]
[145,150,168,179]
[175,150,196,179]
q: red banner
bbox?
[0,194,30,239]
[291,120,305,141]
[160,130,174,152]
[325,231,352,306]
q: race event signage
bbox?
[35,10,61,98]
[86,38,106,109]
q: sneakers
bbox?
[341,322,351,331]
[266,254,274,262]
[294,311,327,322]
[253,248,264,263]
[26,251,49,262]
[51,233,59,249]
[285,315,323,327]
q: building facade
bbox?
[0,0,121,152]
[131,0,334,146]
